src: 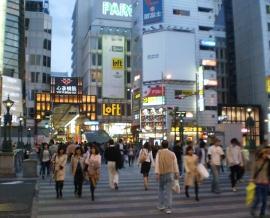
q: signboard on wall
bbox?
[143,0,163,25]
[102,1,132,17]
[54,77,78,95]
[102,35,125,99]
[1,76,23,126]
[143,84,164,106]
[102,103,124,116]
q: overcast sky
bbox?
[50,0,76,75]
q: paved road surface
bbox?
[37,163,251,218]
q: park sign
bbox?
[102,1,132,17]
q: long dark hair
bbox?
[143,142,151,151]
[185,145,193,155]
[57,145,66,155]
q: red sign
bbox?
[143,85,165,97]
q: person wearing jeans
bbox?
[208,138,224,193]
[155,140,179,214]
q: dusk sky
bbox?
[50,0,76,75]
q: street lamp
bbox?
[161,73,171,140]
[26,128,31,150]
[2,95,14,152]
[17,113,24,149]
[246,107,256,150]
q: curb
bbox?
[31,179,40,218]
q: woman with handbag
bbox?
[138,142,154,191]
[85,145,101,201]
[52,146,67,199]
[71,147,85,198]
[250,148,270,218]
[184,145,201,201]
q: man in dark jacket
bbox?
[173,141,183,176]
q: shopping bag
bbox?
[246,182,256,206]
[197,163,209,179]
[172,179,180,194]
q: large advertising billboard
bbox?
[143,31,196,82]
[102,35,125,99]
[143,84,164,106]
[53,77,79,95]
[143,0,163,25]
[1,76,23,126]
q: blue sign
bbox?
[143,0,163,25]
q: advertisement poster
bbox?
[54,77,78,95]
[102,35,125,99]
[143,84,165,106]
[1,76,23,126]
[143,0,163,25]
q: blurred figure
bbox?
[155,140,179,214]
[173,140,183,176]
[85,145,101,201]
[184,145,200,201]
[49,139,58,157]
[138,142,154,191]
[67,142,76,162]
[195,140,208,167]
[40,143,51,179]
[226,138,243,192]
[71,147,84,198]
[104,139,122,190]
[250,148,270,218]
[128,144,135,166]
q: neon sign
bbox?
[102,1,132,17]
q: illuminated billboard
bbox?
[1,76,23,126]
[143,0,163,25]
[143,84,164,106]
[0,0,7,73]
[102,1,132,17]
[102,35,125,99]
[53,77,79,95]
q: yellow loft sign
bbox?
[112,58,124,70]
[103,103,121,116]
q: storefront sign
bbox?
[175,90,194,99]
[102,35,125,98]
[202,59,216,67]
[54,77,78,95]
[102,1,132,17]
[103,103,122,116]
[266,76,270,93]
[143,0,163,25]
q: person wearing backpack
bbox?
[138,142,154,190]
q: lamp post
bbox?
[2,96,14,152]
[17,113,24,149]
[246,107,256,150]
[161,73,171,140]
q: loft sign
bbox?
[102,1,132,17]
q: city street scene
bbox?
[0,0,270,217]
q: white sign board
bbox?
[1,76,23,126]
[143,31,196,82]
[102,35,125,99]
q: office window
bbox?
[98,54,102,66]
[43,55,47,66]
[43,39,51,50]
[199,26,213,31]
[198,7,213,12]
[266,5,270,14]
[97,87,102,98]
[25,18,30,30]
[42,73,47,83]
[92,54,96,65]
[127,56,131,68]
[127,40,131,52]
[126,71,131,84]
[127,104,131,116]
[173,9,190,16]
[47,56,51,67]
[98,38,102,50]
[31,72,35,83]
[268,23,270,31]
[47,74,51,84]
[30,55,35,65]
[35,72,40,83]
[127,90,131,100]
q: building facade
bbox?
[25,0,52,126]
[0,0,25,126]
[232,0,270,139]
[132,0,218,143]
[72,0,133,140]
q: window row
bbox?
[97,38,131,52]
[28,54,51,67]
[91,71,131,84]
[30,72,51,84]
[172,7,213,17]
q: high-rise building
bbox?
[0,0,25,126]
[132,0,218,142]
[25,0,52,126]
[232,0,269,139]
[72,0,133,139]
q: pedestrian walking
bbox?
[104,139,122,190]
[52,146,67,199]
[195,140,208,167]
[208,138,225,194]
[85,145,101,201]
[155,140,179,214]
[118,139,125,168]
[40,143,51,179]
[184,145,200,201]
[71,147,85,198]
[173,140,183,176]
[226,138,243,192]
[128,144,135,166]
[250,147,270,218]
[138,142,154,190]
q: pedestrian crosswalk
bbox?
[37,164,251,218]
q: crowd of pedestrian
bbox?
[35,137,270,216]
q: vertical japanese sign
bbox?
[143,0,163,25]
[197,67,205,111]
[102,35,125,99]
[54,77,78,95]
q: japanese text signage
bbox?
[143,0,163,25]
[55,77,78,95]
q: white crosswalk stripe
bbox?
[37,163,251,218]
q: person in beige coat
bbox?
[184,145,200,201]
[52,146,67,199]
[71,147,85,198]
